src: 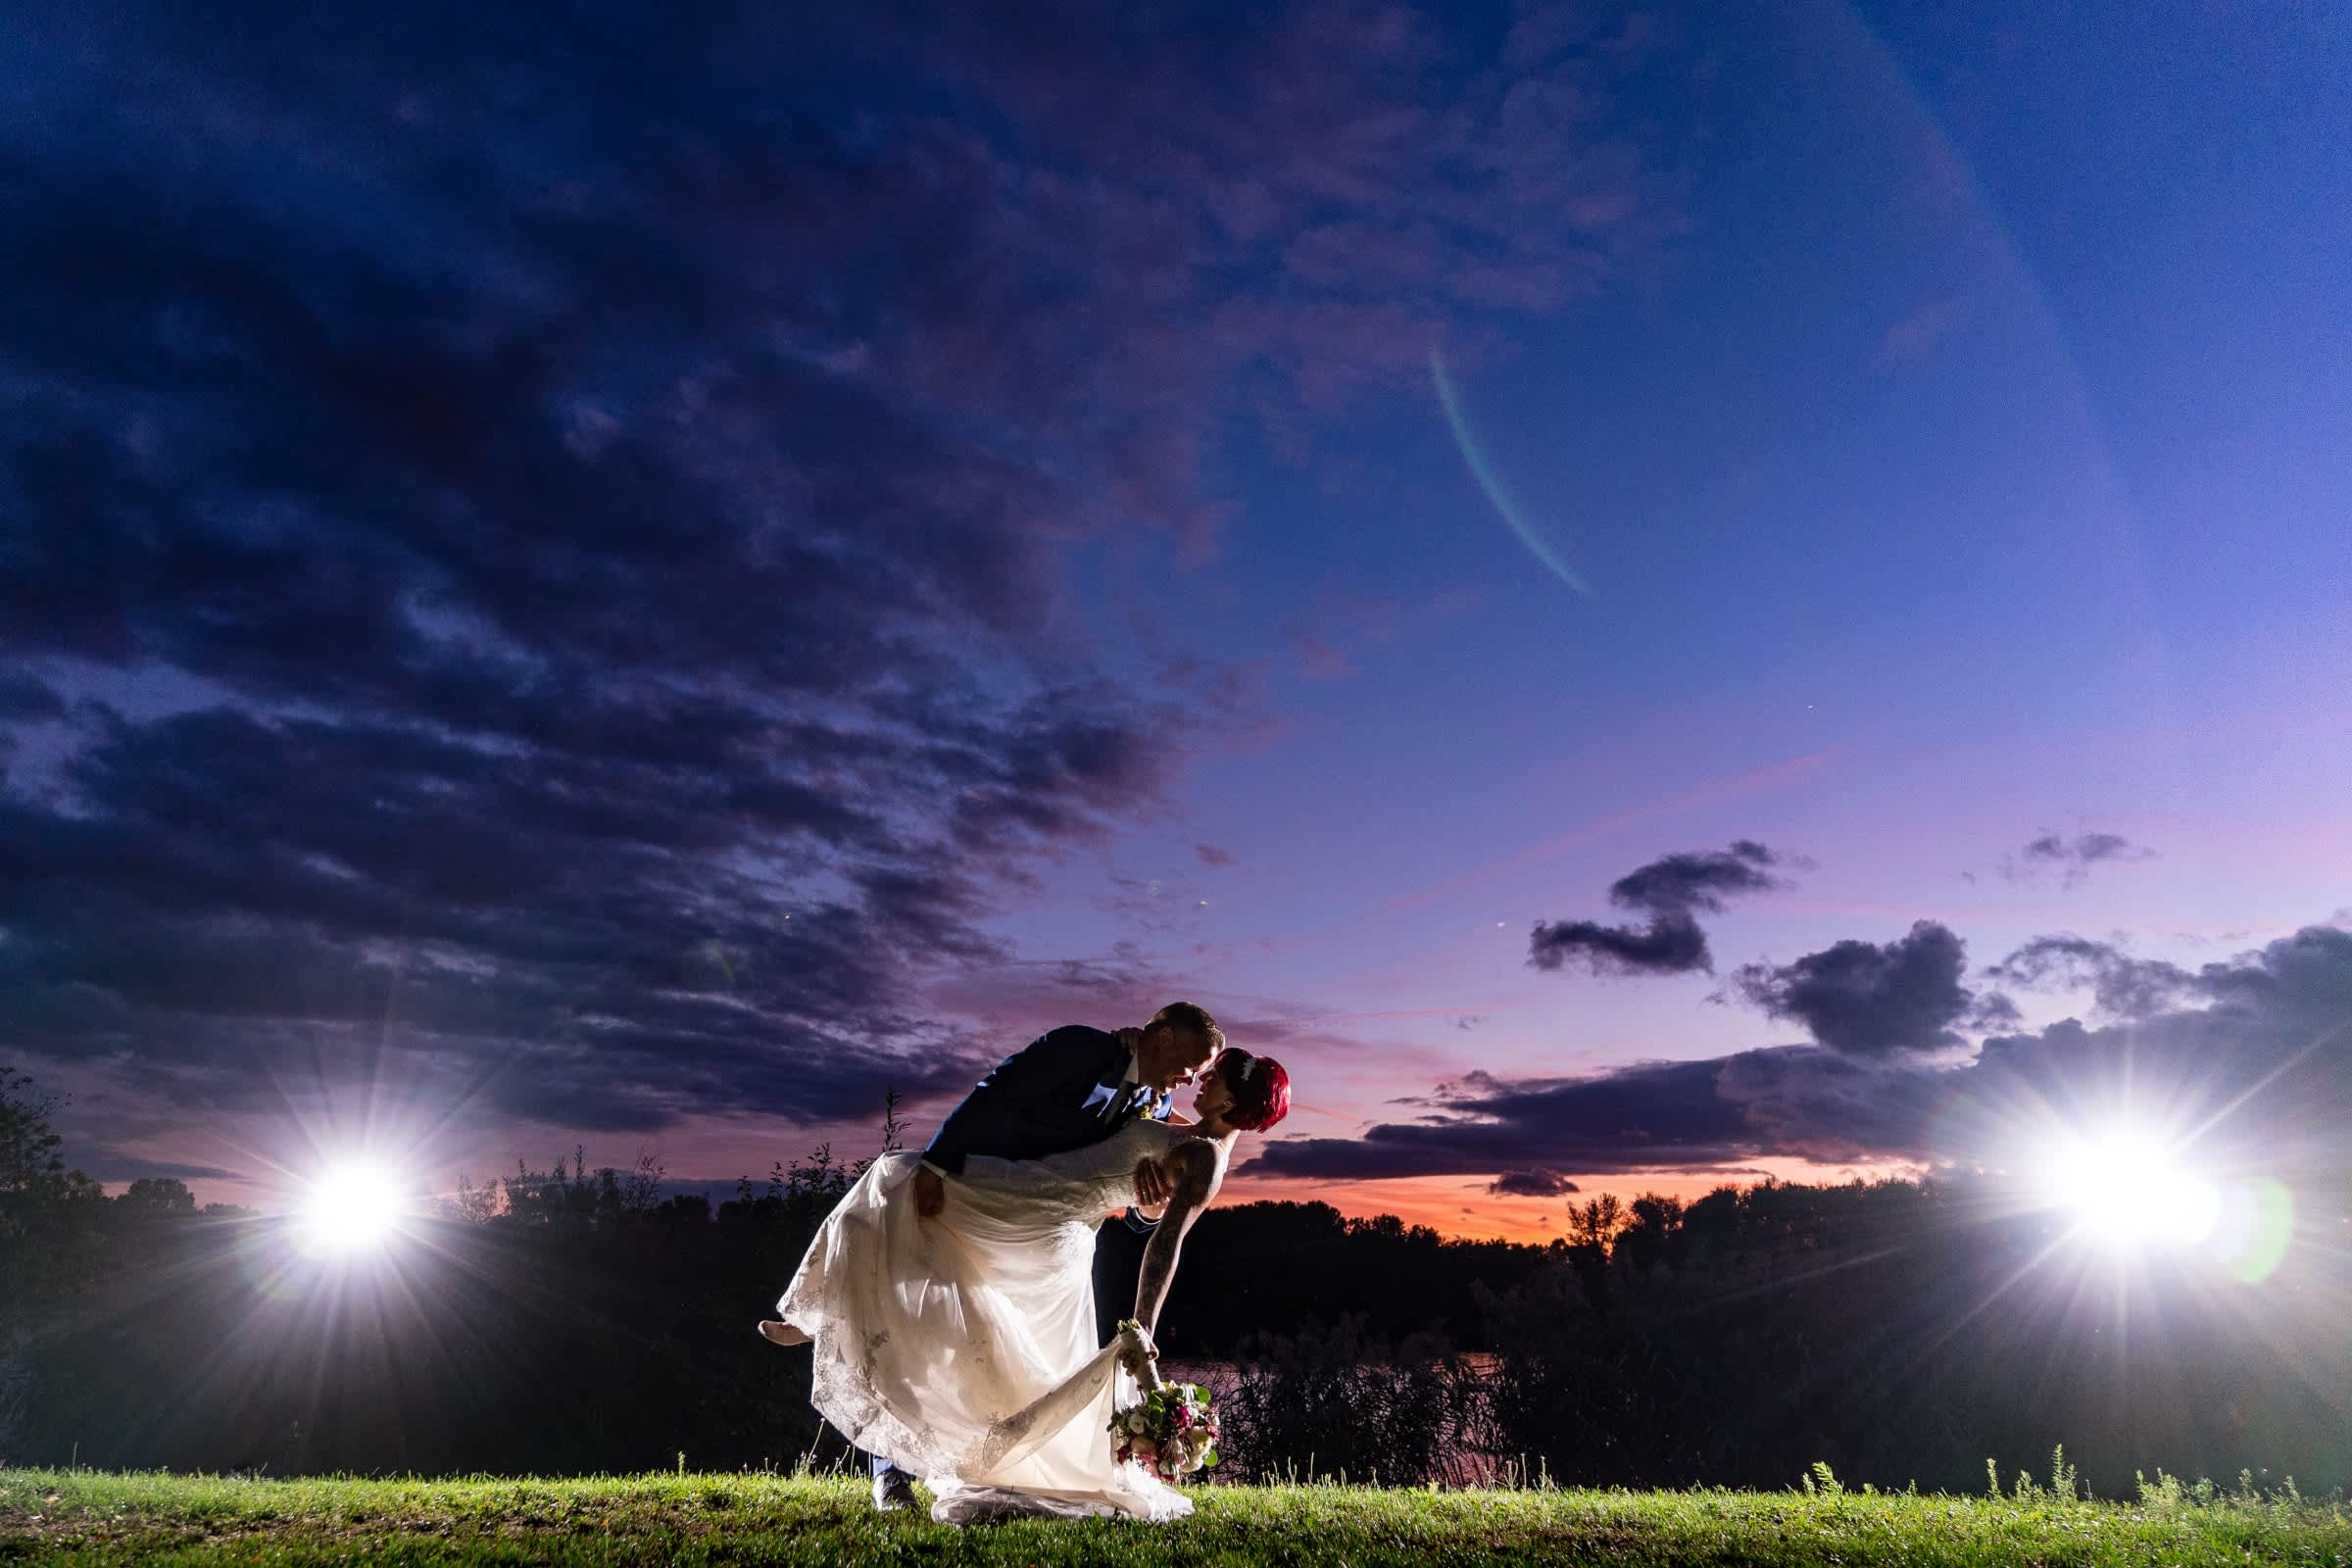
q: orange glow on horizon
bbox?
[1225,1155,1920,1244]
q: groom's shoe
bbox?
[871,1468,919,1513]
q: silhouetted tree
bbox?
[117,1177,198,1216]
[1615,1193,1684,1273]
[1,1067,69,1210]
[0,1067,104,1336]
[4,1070,2346,1494]
[1569,1192,1625,1248]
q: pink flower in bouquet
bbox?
[1107,1373,1220,1480]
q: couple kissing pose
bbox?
[759,1002,1291,1524]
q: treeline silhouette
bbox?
[4,1070,2346,1494]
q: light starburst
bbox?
[297,1162,411,1255]
[2041,1129,2221,1250]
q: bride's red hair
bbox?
[1215,1048,1291,1132]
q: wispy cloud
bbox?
[1984,933,2197,1019]
[1280,587,1479,682]
[2007,830,2159,887]
[1876,296,1971,363]
[1380,748,1837,913]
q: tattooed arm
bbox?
[1130,1138,1225,1338]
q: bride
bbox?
[759,1046,1292,1523]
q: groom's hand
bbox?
[913,1163,945,1218]
[1133,1156,1172,1211]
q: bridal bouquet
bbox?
[1108,1320,1220,1480]
[1109,1380,1220,1479]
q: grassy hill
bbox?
[3,1466,2346,1566]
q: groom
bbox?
[868,1001,1226,1510]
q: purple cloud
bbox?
[2008,831,2158,887]
[1487,1167,1582,1198]
[1984,934,2198,1019]
[1530,840,1793,976]
[1728,920,2020,1056]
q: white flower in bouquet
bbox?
[1106,1320,1225,1479]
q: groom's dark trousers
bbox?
[865,1024,1169,1492]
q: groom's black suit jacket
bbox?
[922,1024,1170,1232]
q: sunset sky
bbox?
[5,0,2348,1241]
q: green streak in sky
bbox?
[1430,347,1592,598]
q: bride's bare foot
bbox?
[758,1319,808,1347]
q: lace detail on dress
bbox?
[773,1144,1198,1525]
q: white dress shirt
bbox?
[1105,1048,1141,1121]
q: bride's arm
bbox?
[1131,1139,1223,1337]
[1128,1113,1196,1217]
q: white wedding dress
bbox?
[774,1115,1223,1524]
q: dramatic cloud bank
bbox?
[1255,922,2352,1188]
[0,2,1686,1155]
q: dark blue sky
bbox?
[3,0,2346,1235]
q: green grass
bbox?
[3,1466,2347,1567]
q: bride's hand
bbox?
[1133,1156,1172,1210]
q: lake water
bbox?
[1150,1355,1508,1486]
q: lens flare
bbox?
[1430,347,1592,598]
[2214,1176,2295,1285]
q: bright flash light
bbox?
[298,1163,410,1255]
[2046,1132,2220,1249]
